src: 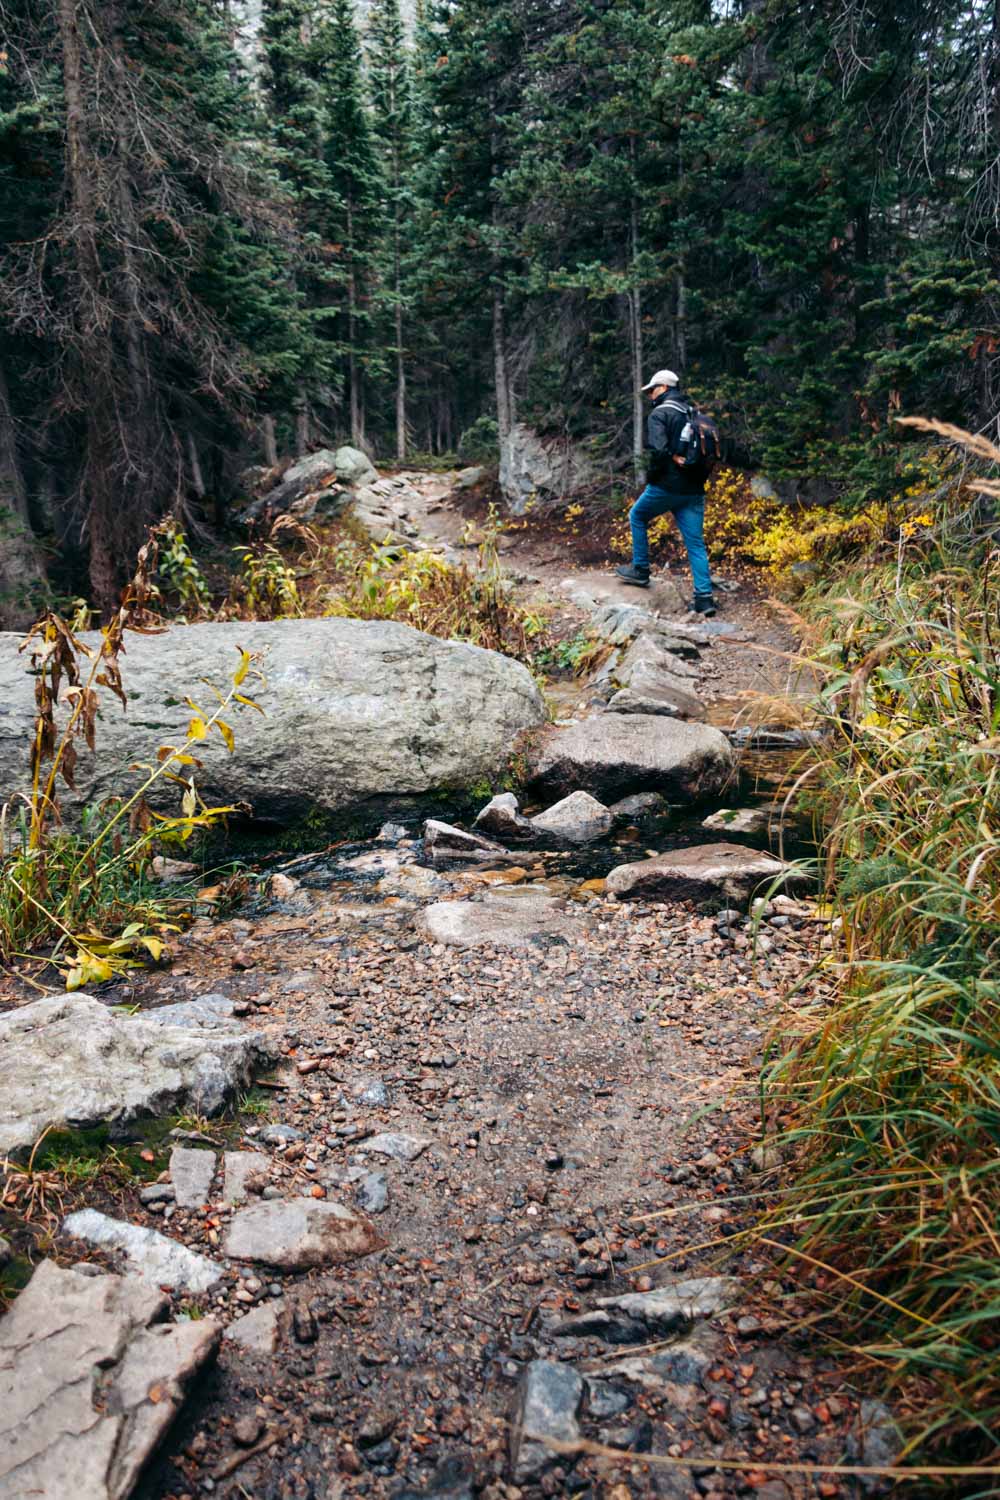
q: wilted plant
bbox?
[325,504,546,662]
[1,530,262,988]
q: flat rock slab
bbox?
[530,791,613,845]
[0,993,276,1158]
[224,1200,384,1269]
[223,1150,271,1205]
[510,1359,583,1482]
[0,1260,220,1500]
[606,842,794,908]
[420,889,586,949]
[168,1146,217,1209]
[62,1210,223,1294]
[0,619,545,826]
[597,1276,738,1332]
[528,715,733,803]
[360,1132,432,1163]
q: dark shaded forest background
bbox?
[0,0,996,615]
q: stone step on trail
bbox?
[527,713,734,803]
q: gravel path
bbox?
[4,480,875,1499]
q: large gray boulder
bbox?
[0,619,546,824]
[528,715,733,803]
[606,842,794,907]
[0,994,277,1159]
[0,1260,220,1500]
[500,423,601,514]
[242,445,378,523]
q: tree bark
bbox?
[57,0,119,611]
[629,180,644,478]
[262,414,279,467]
[0,358,47,627]
[347,203,362,447]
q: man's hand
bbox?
[673,454,685,466]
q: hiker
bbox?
[616,368,716,616]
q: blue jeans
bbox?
[629,484,712,597]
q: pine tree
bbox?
[315,0,382,448]
[367,0,415,460]
[0,0,308,606]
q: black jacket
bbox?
[646,389,705,496]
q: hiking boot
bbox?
[691,593,717,617]
[616,563,650,589]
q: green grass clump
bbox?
[761,544,1000,1473]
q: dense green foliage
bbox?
[0,0,996,611]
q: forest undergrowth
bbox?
[755,426,1000,1482]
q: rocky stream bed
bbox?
[0,467,900,1500]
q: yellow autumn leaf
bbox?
[216,719,235,753]
[234,649,251,686]
[187,716,207,741]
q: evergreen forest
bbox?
[0,0,996,612]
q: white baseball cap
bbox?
[640,368,680,391]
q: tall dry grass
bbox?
[761,523,1000,1472]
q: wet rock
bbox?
[223,1300,284,1355]
[702,807,774,836]
[423,819,508,860]
[420,888,585,949]
[168,1146,216,1209]
[0,1260,220,1500]
[0,993,276,1157]
[473,792,537,841]
[356,1172,389,1214]
[0,620,546,828]
[223,1150,271,1205]
[608,791,668,821]
[528,715,733,803]
[224,1200,383,1269]
[606,843,795,908]
[260,1124,303,1146]
[360,1131,431,1163]
[596,1276,738,1332]
[62,1209,223,1294]
[530,790,613,845]
[376,864,452,901]
[378,821,409,843]
[510,1359,583,1482]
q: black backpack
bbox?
[663,398,722,475]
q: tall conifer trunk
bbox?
[57,0,119,609]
